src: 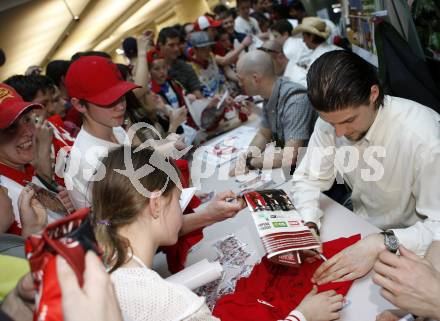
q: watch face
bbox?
[387,234,399,252]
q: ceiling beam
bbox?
[40,0,95,67]
[86,0,151,51]
[93,0,176,54]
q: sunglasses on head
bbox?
[257,47,280,54]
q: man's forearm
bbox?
[134,51,149,87]
[249,151,286,169]
[247,129,271,155]
[249,140,302,169]
[216,42,247,66]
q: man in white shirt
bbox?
[287,17,340,87]
[291,50,440,285]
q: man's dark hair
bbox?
[252,12,270,29]
[157,27,180,46]
[213,4,229,16]
[219,8,237,20]
[216,28,228,41]
[122,37,137,59]
[290,1,306,13]
[272,4,291,19]
[175,23,189,43]
[271,19,293,36]
[4,75,54,101]
[71,51,111,61]
[46,60,70,87]
[237,0,251,7]
[307,50,384,112]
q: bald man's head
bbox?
[237,50,276,78]
[236,50,278,97]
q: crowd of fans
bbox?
[1,1,440,321]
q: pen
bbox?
[312,249,327,261]
[225,197,237,203]
[318,253,328,262]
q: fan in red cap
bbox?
[194,15,222,42]
[146,48,164,66]
[55,55,141,211]
[0,83,44,235]
[0,83,42,129]
[65,55,140,106]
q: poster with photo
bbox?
[242,189,319,266]
[243,189,295,212]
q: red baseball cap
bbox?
[0,83,42,129]
[146,49,164,65]
[194,16,222,31]
[65,56,140,106]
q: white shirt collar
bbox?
[363,96,389,144]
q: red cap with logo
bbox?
[146,49,164,65]
[65,56,140,106]
[194,16,222,31]
[0,83,42,129]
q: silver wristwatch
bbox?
[381,230,399,253]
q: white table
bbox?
[154,121,395,320]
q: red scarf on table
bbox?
[0,162,36,235]
[213,234,361,321]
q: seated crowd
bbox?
[1,1,440,321]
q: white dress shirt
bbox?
[55,126,127,209]
[291,96,440,255]
[283,37,311,84]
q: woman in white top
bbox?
[92,146,343,321]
